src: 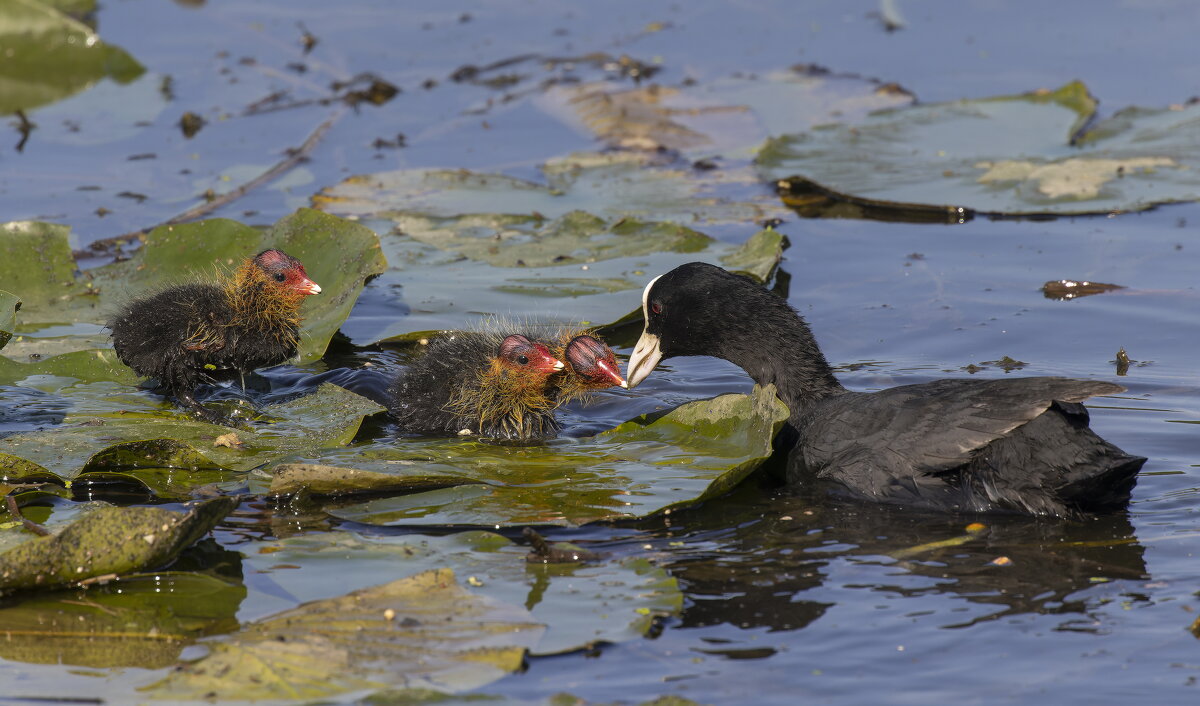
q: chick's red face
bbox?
[565,335,626,388]
[254,249,322,296]
[498,335,564,376]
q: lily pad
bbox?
[273,384,788,527]
[757,81,1200,216]
[0,383,384,496]
[0,496,236,592]
[0,209,386,363]
[240,530,682,656]
[144,568,544,701]
[0,0,143,115]
[540,69,915,156]
[0,348,139,385]
[0,289,17,350]
[0,571,244,669]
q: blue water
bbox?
[2,1,1200,703]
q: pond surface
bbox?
[2,0,1200,703]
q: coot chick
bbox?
[389,332,565,440]
[108,249,321,423]
[625,262,1145,516]
[556,334,627,401]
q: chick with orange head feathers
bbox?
[108,249,320,423]
[389,331,566,440]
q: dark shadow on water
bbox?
[656,478,1146,635]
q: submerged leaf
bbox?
[0,496,235,592]
[0,572,243,669]
[0,209,385,363]
[541,69,914,156]
[0,0,144,115]
[145,568,543,700]
[758,81,1200,216]
[239,530,682,656]
[280,385,788,527]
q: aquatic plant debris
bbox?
[275,384,790,527]
[757,81,1200,216]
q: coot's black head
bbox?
[626,261,836,396]
[252,249,322,296]
[626,262,756,386]
[564,335,626,389]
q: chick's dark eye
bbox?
[650,302,663,315]
[517,355,529,365]
[273,272,287,283]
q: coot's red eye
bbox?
[650,302,662,315]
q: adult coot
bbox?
[389,332,565,440]
[109,249,321,423]
[625,262,1144,516]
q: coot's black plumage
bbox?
[108,249,321,423]
[389,331,566,440]
[625,262,1144,516]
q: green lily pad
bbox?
[757,81,1200,216]
[274,384,789,527]
[0,209,386,363]
[0,571,244,669]
[0,496,236,592]
[0,383,384,495]
[0,289,17,351]
[0,348,139,385]
[240,530,682,656]
[0,0,143,115]
[144,568,544,701]
[541,69,915,156]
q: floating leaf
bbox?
[240,530,682,656]
[0,209,385,363]
[758,81,1200,217]
[275,385,788,527]
[0,383,384,496]
[0,496,235,592]
[0,0,143,115]
[144,568,543,700]
[0,348,139,385]
[0,572,243,669]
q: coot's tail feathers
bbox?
[966,400,1144,516]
